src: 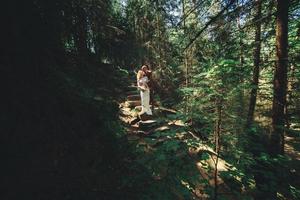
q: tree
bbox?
[247,0,262,127]
[270,0,289,155]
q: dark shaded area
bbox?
[0,0,300,199]
[0,1,137,199]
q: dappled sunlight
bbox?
[3,0,300,199]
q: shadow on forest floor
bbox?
[117,85,248,200]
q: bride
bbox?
[137,65,153,115]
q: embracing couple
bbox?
[136,65,153,116]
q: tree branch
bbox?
[177,0,205,27]
[183,0,235,51]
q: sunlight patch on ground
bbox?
[285,136,300,160]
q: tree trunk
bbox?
[182,0,190,114]
[156,14,162,69]
[246,0,262,127]
[235,0,245,135]
[214,98,222,200]
[270,0,289,155]
[182,0,189,88]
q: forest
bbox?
[1,0,300,199]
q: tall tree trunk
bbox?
[156,14,162,69]
[182,0,189,114]
[246,0,262,127]
[182,0,189,88]
[235,0,245,135]
[270,0,289,155]
[214,98,222,200]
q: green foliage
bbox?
[124,127,215,199]
[3,0,300,199]
[290,185,300,199]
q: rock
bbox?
[125,100,141,108]
[119,115,138,125]
[154,126,170,132]
[168,120,185,127]
[139,119,157,125]
[138,120,157,131]
[129,117,140,125]
[131,123,139,128]
[120,107,133,116]
[139,112,154,121]
[134,105,154,112]
[142,126,170,136]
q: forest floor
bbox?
[285,131,300,194]
[118,85,245,200]
[285,135,300,160]
[256,89,300,196]
[118,84,300,199]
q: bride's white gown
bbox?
[138,76,152,115]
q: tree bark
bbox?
[214,98,222,200]
[182,0,189,88]
[235,0,245,135]
[246,0,262,127]
[270,0,289,155]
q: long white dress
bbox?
[138,76,152,115]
